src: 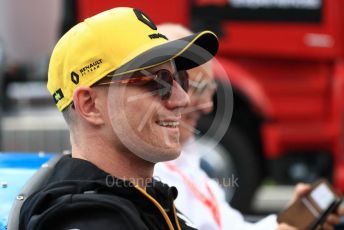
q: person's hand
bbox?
[288,183,311,205]
[315,205,344,230]
[288,183,344,230]
[276,184,311,230]
[277,223,297,230]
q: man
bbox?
[19,8,219,229]
[154,24,344,230]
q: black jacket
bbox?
[19,155,197,230]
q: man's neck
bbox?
[72,136,154,189]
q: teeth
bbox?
[158,121,179,127]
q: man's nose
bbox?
[165,80,190,110]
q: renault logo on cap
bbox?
[71,72,80,85]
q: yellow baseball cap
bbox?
[48,7,218,111]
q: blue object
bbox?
[0,152,55,229]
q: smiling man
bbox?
[18,7,218,230]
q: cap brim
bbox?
[110,31,219,76]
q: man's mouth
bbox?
[156,121,180,128]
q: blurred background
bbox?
[0,0,344,220]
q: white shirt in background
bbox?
[154,138,278,230]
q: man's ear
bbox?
[72,86,105,125]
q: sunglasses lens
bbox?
[154,69,190,100]
[177,70,189,92]
[156,70,173,100]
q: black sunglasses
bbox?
[95,69,189,100]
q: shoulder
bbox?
[20,189,147,230]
